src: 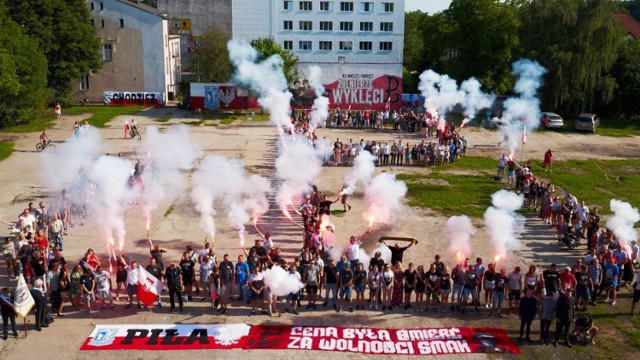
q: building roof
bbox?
[117,0,167,18]
[613,13,640,39]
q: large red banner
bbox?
[81,324,521,355]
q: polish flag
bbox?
[384,96,391,112]
[137,267,164,307]
[521,125,528,144]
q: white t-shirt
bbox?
[19,214,36,229]
[94,271,111,292]
[346,242,361,261]
[126,265,138,285]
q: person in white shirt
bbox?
[119,254,141,309]
[497,154,508,178]
[383,143,391,165]
[18,209,35,230]
[94,266,114,309]
[346,229,370,272]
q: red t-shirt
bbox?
[36,236,48,250]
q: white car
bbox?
[540,112,564,129]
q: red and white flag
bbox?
[384,96,391,112]
[137,267,164,307]
[521,125,527,144]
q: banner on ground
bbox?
[80,324,251,350]
[81,324,521,355]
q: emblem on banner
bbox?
[89,328,118,347]
[213,324,251,346]
[219,87,236,107]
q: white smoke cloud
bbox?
[140,125,201,221]
[343,150,376,195]
[607,199,640,248]
[307,66,330,131]
[445,215,476,261]
[191,155,271,242]
[484,190,524,259]
[227,39,293,135]
[263,266,304,297]
[362,173,407,225]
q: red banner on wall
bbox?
[245,325,521,355]
[81,324,520,355]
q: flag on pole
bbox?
[14,275,35,317]
[521,125,528,144]
[137,266,164,307]
[384,96,391,112]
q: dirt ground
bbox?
[0,107,638,360]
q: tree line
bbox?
[404,0,640,118]
[0,0,100,128]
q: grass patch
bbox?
[0,141,15,162]
[204,123,219,127]
[330,210,347,217]
[155,117,171,123]
[220,118,234,125]
[164,205,175,218]
[540,159,640,213]
[183,120,203,126]
[545,117,640,137]
[3,113,56,133]
[68,105,147,128]
[398,171,504,218]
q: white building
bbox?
[232,0,404,110]
[73,0,181,105]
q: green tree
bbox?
[191,26,233,82]
[603,40,640,116]
[519,0,626,115]
[0,3,49,128]
[3,0,101,97]
[250,37,300,85]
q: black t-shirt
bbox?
[219,261,234,282]
[543,270,560,291]
[80,274,94,293]
[440,273,451,290]
[404,270,416,285]
[340,270,353,287]
[576,273,591,289]
[319,200,333,215]
[179,259,195,277]
[31,257,47,277]
[247,254,259,270]
[484,271,496,283]
[150,249,165,268]
[426,271,440,288]
[369,258,384,271]
[324,266,338,284]
[388,246,407,265]
[433,261,444,273]
[146,264,163,279]
[495,274,506,293]
[575,315,593,328]
[165,267,182,288]
[354,270,367,287]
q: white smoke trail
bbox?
[362,173,407,225]
[607,199,640,250]
[140,125,201,221]
[307,66,330,132]
[445,215,476,261]
[263,266,305,297]
[343,150,376,195]
[484,190,524,259]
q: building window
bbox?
[283,40,293,50]
[90,18,95,27]
[380,22,393,32]
[102,44,113,61]
[339,41,353,51]
[299,41,312,50]
[299,1,312,11]
[319,21,333,31]
[119,19,124,28]
[80,74,90,91]
[379,42,393,51]
[382,2,394,13]
[283,1,293,10]
[359,41,372,51]
[284,20,293,30]
[319,1,333,11]
[340,2,353,12]
[100,19,105,28]
[360,2,373,12]
[172,42,180,58]
[90,2,94,11]
[100,2,104,11]
[448,49,459,59]
[299,21,312,31]
[359,22,373,32]
[339,21,353,31]
[319,41,332,50]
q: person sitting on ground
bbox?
[572,314,598,345]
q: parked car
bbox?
[574,113,600,133]
[540,112,564,129]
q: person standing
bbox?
[554,288,575,348]
[94,266,114,310]
[323,259,338,309]
[508,266,523,315]
[165,261,184,313]
[383,239,416,266]
[542,149,553,172]
[303,262,320,310]
[234,255,249,302]
[0,287,18,339]
[630,266,640,316]
[145,258,163,308]
[338,262,354,313]
[518,289,537,343]
[353,262,367,310]
[179,252,195,301]
[30,279,47,331]
[218,254,234,303]
[451,261,466,311]
[461,265,480,314]
[80,268,96,313]
[54,103,62,119]
[346,230,369,273]
[575,265,593,311]
[539,291,557,345]
[403,263,417,310]
[120,255,141,309]
[490,269,507,317]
